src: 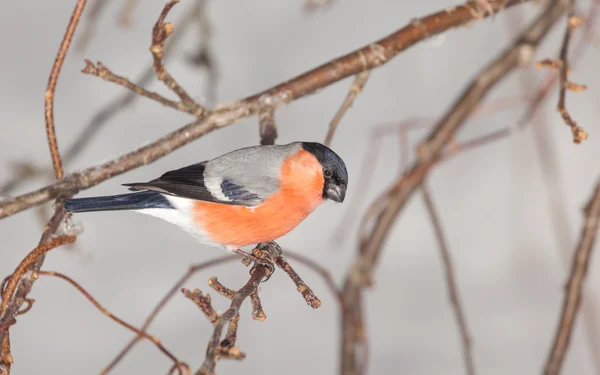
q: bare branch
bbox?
[285,251,343,308]
[0,0,531,220]
[0,203,75,372]
[0,5,198,197]
[341,1,568,373]
[103,255,237,374]
[274,253,321,309]
[543,180,600,375]
[324,71,370,147]
[557,2,588,143]
[422,185,474,375]
[249,293,266,321]
[208,276,236,300]
[196,259,271,375]
[151,0,205,117]
[38,271,189,375]
[182,288,219,324]
[82,60,191,113]
[45,0,88,179]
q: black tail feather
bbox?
[64,191,173,213]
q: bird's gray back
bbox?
[203,142,302,205]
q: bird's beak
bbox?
[326,184,346,203]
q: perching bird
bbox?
[64,141,347,257]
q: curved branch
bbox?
[0,0,530,220]
[45,0,88,179]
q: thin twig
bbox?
[556,1,588,143]
[509,2,600,373]
[102,255,237,374]
[188,0,218,106]
[285,251,343,308]
[38,271,189,375]
[221,312,241,348]
[0,235,76,316]
[557,2,588,143]
[324,71,370,146]
[0,0,532,220]
[341,2,568,373]
[82,60,187,113]
[274,255,321,309]
[249,293,266,321]
[0,4,198,197]
[422,185,475,375]
[45,0,88,180]
[197,260,271,375]
[258,106,277,145]
[208,276,235,300]
[181,288,219,324]
[0,204,73,373]
[151,0,205,117]
[543,180,600,375]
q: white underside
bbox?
[137,195,233,252]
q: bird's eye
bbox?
[324,168,332,178]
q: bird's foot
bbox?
[234,243,281,282]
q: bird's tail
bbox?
[64,191,173,213]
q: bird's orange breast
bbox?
[192,149,324,248]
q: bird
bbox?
[64,141,348,260]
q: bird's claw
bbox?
[251,245,276,282]
[235,245,278,282]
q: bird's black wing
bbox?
[123,162,260,206]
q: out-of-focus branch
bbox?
[543,180,600,375]
[340,2,568,374]
[75,0,110,51]
[422,185,474,375]
[324,71,370,147]
[45,0,88,180]
[118,0,138,27]
[0,0,531,220]
[508,2,600,372]
[187,0,218,106]
[102,255,237,374]
[38,271,189,375]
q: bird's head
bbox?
[301,142,348,203]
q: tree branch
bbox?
[0,203,75,373]
[543,180,600,375]
[0,0,531,220]
[556,1,588,143]
[324,71,370,147]
[340,1,568,373]
[422,185,474,375]
[39,271,189,375]
[45,0,88,179]
[151,0,205,117]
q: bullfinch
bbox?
[64,141,348,256]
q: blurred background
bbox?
[1,0,599,374]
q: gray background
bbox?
[1,0,599,374]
